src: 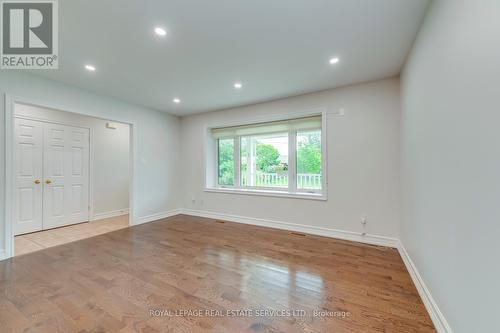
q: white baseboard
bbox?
[1,204,452,333]
[134,209,182,225]
[180,208,399,248]
[398,242,453,333]
[179,209,451,331]
[90,208,129,221]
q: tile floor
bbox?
[14,214,129,256]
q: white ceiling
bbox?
[33,0,430,116]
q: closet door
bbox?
[14,118,44,235]
[43,123,90,229]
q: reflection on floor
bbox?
[1,214,435,332]
[14,214,129,256]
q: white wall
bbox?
[180,78,401,238]
[15,103,130,217]
[401,0,500,332]
[0,71,181,253]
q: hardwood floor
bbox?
[0,214,435,333]
[15,215,129,256]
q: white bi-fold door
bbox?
[13,119,44,235]
[14,118,90,235]
[42,122,90,230]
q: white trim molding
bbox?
[179,208,451,331]
[204,108,329,201]
[398,242,453,333]
[134,209,182,225]
[2,93,138,260]
[90,209,129,221]
[180,208,399,248]
[0,202,452,333]
[204,187,326,201]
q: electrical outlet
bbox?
[360,215,368,236]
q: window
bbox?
[241,133,289,188]
[210,115,325,199]
[296,130,322,190]
[217,138,234,186]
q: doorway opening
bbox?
[11,102,132,256]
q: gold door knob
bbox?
[45,179,52,184]
[34,179,41,184]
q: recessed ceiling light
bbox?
[329,57,340,65]
[234,82,243,89]
[85,64,96,71]
[173,98,181,104]
[154,27,167,36]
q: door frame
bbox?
[4,94,137,259]
[14,115,93,231]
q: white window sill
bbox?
[204,187,327,201]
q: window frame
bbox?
[215,136,236,187]
[238,130,290,191]
[206,110,327,201]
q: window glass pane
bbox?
[241,133,288,188]
[296,130,322,190]
[218,138,234,186]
